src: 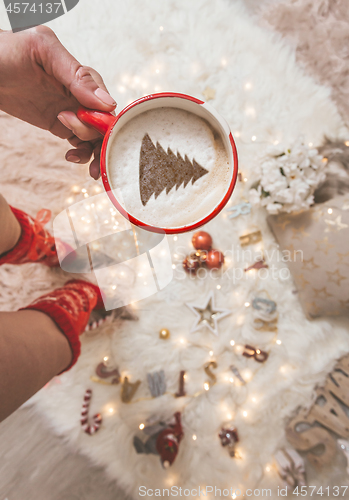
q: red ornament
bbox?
[206,249,224,270]
[156,412,184,467]
[192,231,212,251]
[219,427,239,447]
[183,254,200,274]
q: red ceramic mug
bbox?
[77,92,238,234]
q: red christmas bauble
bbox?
[206,249,224,270]
[192,231,212,251]
[183,255,200,274]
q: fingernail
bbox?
[94,88,117,107]
[66,155,81,163]
[58,114,73,131]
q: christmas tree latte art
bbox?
[108,107,230,228]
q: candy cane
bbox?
[80,389,102,435]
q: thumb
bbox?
[69,65,117,110]
[36,27,116,111]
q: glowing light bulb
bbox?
[103,356,109,362]
[139,423,145,430]
[242,411,248,417]
[230,340,235,346]
[244,302,250,307]
[276,339,282,345]
[159,26,164,31]
[81,188,87,193]
[192,434,197,441]
[179,338,185,344]
[328,208,333,214]
[204,383,210,391]
[84,193,89,198]
[112,285,117,290]
[229,377,234,383]
[245,106,256,118]
[217,285,221,290]
[209,350,214,356]
[251,135,257,142]
[265,466,271,472]
[251,397,257,403]
[234,131,241,138]
[155,69,160,74]
[227,413,232,420]
[308,142,313,147]
[172,264,176,269]
[244,82,253,90]
[173,236,178,241]
[345,141,349,147]
[109,408,114,414]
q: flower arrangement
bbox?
[249,137,327,214]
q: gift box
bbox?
[268,194,349,318]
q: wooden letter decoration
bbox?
[175,370,186,398]
[253,317,278,332]
[147,370,167,398]
[121,377,141,403]
[239,230,262,247]
[205,361,218,386]
[95,363,121,384]
[243,345,269,363]
[227,202,252,219]
[286,353,349,467]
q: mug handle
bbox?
[77,107,117,135]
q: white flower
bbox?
[251,136,327,214]
[249,188,261,206]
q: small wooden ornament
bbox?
[244,259,268,272]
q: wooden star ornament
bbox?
[202,87,216,101]
[186,291,231,336]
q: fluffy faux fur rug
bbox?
[262,0,349,129]
[1,0,349,499]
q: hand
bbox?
[0,26,116,179]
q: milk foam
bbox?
[108,107,230,228]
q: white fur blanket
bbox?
[0,0,349,498]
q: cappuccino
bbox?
[108,107,230,228]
